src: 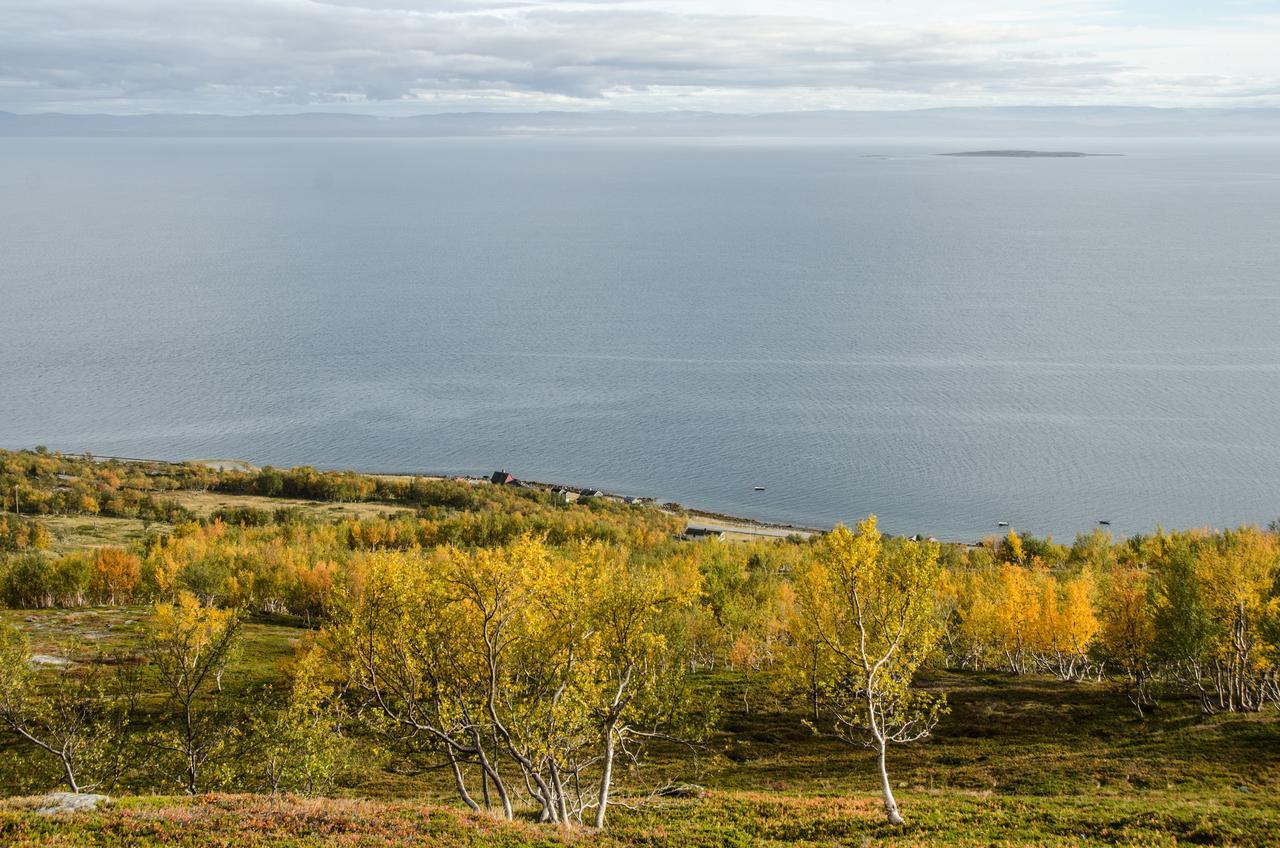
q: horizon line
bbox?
[6,104,1280,120]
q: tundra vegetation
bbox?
[0,447,1278,846]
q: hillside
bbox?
[0,448,1277,846]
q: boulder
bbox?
[34,793,109,815]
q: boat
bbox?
[1098,520,1111,526]
[753,486,766,491]
[997,521,1009,527]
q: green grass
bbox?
[0,607,303,680]
[166,490,408,521]
[687,671,1280,800]
[2,611,1278,845]
[35,515,165,555]
[25,489,413,555]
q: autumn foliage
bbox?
[1,449,1279,834]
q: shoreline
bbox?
[372,471,824,541]
[39,450,1256,547]
[52,450,827,542]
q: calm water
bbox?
[2,136,1278,540]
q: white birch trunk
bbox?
[876,742,904,825]
[593,725,615,829]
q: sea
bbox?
[2,136,1278,541]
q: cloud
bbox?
[0,0,1277,113]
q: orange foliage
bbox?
[92,547,142,604]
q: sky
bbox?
[1,0,1279,114]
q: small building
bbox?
[684,526,726,540]
[550,487,580,505]
[579,488,605,498]
[490,470,518,486]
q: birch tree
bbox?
[500,542,600,826]
[1097,564,1158,716]
[326,549,511,817]
[1035,573,1100,681]
[1151,529,1280,713]
[937,565,1001,670]
[790,516,947,825]
[327,539,702,830]
[573,544,701,828]
[146,591,244,794]
[0,622,133,794]
[255,647,345,795]
[1186,529,1279,711]
[449,538,563,822]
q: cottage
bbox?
[683,526,726,540]
[490,470,518,486]
[550,487,580,505]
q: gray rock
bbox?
[28,654,72,667]
[34,793,109,815]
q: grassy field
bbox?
[35,515,162,555]
[167,490,408,522]
[2,606,1277,846]
[31,491,410,555]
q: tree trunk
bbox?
[61,754,81,794]
[876,742,904,825]
[593,726,615,829]
[445,747,480,812]
[550,761,570,826]
[471,729,512,819]
[183,697,199,794]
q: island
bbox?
[940,149,1122,157]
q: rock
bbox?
[28,654,72,667]
[34,793,110,815]
[655,783,706,799]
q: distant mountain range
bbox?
[2,107,1280,138]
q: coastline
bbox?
[373,471,823,541]
[65,451,826,542]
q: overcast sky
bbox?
[2,0,1279,114]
